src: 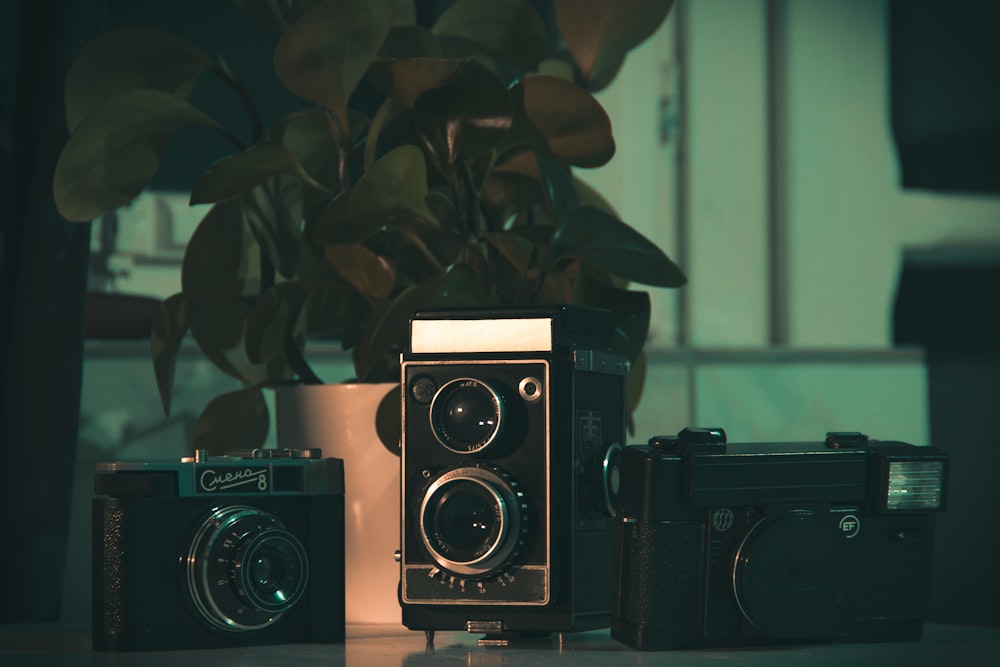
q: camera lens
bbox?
[186,506,309,632]
[430,378,503,454]
[237,528,308,613]
[419,465,525,577]
[431,481,502,561]
[732,510,850,638]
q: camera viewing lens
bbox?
[419,465,524,577]
[430,378,503,454]
[186,506,309,632]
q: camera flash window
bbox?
[886,461,945,510]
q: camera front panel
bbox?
[401,359,552,606]
[92,494,343,651]
[613,442,942,650]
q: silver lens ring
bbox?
[600,442,623,518]
[186,505,308,632]
[429,378,504,454]
[419,466,522,577]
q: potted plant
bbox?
[53,0,684,452]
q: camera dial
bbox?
[429,378,504,454]
[185,505,309,632]
[418,463,527,578]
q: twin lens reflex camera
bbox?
[399,305,628,639]
[611,427,949,650]
[92,448,345,652]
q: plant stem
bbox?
[326,111,351,190]
[364,99,397,171]
[207,64,264,144]
[210,125,250,152]
[399,225,445,274]
[284,338,324,385]
[265,0,291,30]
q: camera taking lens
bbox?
[418,464,526,577]
[187,506,309,632]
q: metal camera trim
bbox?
[418,465,524,577]
[429,377,504,455]
[600,441,623,518]
[185,505,309,632]
[518,376,544,402]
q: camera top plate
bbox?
[628,428,948,513]
[94,449,344,498]
[408,304,616,356]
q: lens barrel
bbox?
[186,506,309,632]
[429,378,503,454]
[418,465,525,577]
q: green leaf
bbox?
[190,143,330,205]
[241,175,305,280]
[313,189,359,244]
[349,145,437,236]
[64,28,212,132]
[188,296,295,386]
[379,25,444,59]
[519,75,615,168]
[274,0,393,126]
[483,231,537,275]
[187,299,256,383]
[193,386,270,455]
[375,383,403,451]
[53,89,222,222]
[181,201,259,300]
[432,0,547,73]
[233,0,328,31]
[535,150,580,224]
[555,0,675,91]
[355,264,486,379]
[413,59,513,169]
[324,244,397,300]
[150,293,189,416]
[300,283,354,337]
[545,206,687,287]
[269,110,341,178]
[573,270,650,362]
[368,57,464,108]
[244,283,307,365]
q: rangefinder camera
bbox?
[612,428,949,650]
[92,448,345,652]
[400,305,628,639]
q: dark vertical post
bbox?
[0,0,103,622]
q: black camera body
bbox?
[400,305,628,636]
[612,428,949,650]
[92,449,345,652]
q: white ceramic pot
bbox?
[274,382,401,626]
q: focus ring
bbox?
[418,465,526,578]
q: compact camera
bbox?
[92,448,345,652]
[611,427,949,650]
[399,305,628,638]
